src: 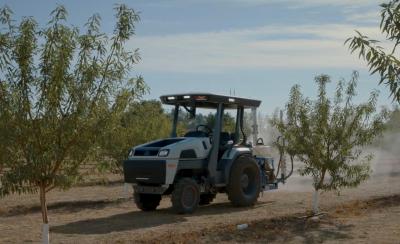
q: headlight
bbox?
[158,149,170,157]
[128,149,135,158]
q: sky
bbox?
[1,0,395,114]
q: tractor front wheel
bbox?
[134,193,161,211]
[171,178,200,214]
[227,156,261,206]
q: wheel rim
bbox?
[181,186,196,208]
[241,168,256,195]
[241,174,249,189]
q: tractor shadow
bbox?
[51,200,274,235]
[51,209,186,234]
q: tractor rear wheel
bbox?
[171,178,200,214]
[227,155,261,206]
[134,193,161,211]
[199,193,216,206]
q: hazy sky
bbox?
[2,0,394,113]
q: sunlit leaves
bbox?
[346,0,400,103]
[272,72,387,192]
[0,4,145,197]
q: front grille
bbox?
[134,149,159,156]
[123,159,166,184]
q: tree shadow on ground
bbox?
[297,221,354,244]
[194,200,274,216]
[1,197,130,217]
[226,194,399,243]
[210,214,355,244]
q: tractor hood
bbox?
[129,138,185,157]
[128,137,211,159]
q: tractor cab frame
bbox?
[161,93,262,185]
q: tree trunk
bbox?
[40,185,49,244]
[123,183,129,198]
[312,189,319,214]
[312,169,326,215]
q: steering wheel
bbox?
[196,124,212,135]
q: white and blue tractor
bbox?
[123,93,292,214]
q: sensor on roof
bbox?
[194,95,208,101]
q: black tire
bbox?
[134,192,161,211]
[171,178,200,214]
[227,155,261,207]
[199,193,216,206]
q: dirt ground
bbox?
[0,151,399,243]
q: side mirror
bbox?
[227,140,234,145]
[256,138,264,146]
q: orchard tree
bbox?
[0,4,145,242]
[204,112,236,132]
[346,0,400,103]
[272,72,387,214]
[98,100,171,174]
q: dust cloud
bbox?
[370,132,400,179]
[258,126,400,193]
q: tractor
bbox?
[123,93,291,214]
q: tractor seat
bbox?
[184,131,208,138]
[220,132,231,146]
[230,133,236,143]
[218,132,232,160]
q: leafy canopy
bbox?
[97,100,171,173]
[0,4,146,196]
[346,0,400,103]
[272,72,387,192]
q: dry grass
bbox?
[333,194,400,218]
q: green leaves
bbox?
[97,100,170,173]
[113,4,140,41]
[272,73,387,193]
[0,5,144,197]
[346,0,400,103]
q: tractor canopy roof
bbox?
[160,93,261,109]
